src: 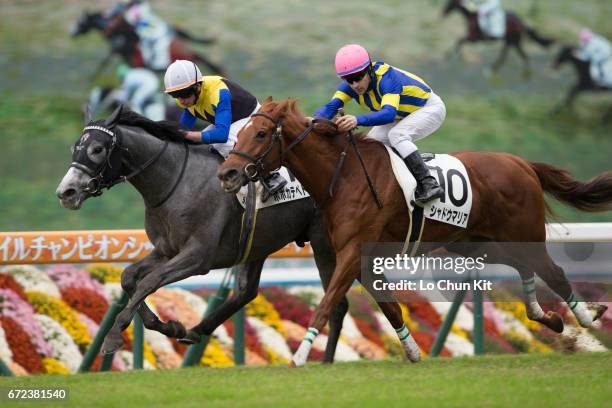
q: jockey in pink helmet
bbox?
[314,44,446,205]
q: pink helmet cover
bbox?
[335,44,371,76]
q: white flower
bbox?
[34,314,82,372]
[430,302,474,332]
[1,266,60,298]
[118,350,155,370]
[313,334,360,361]
[144,329,176,354]
[104,283,124,303]
[247,316,292,359]
[213,324,233,346]
[444,333,474,357]
[496,309,533,340]
[287,285,325,307]
[340,313,364,339]
[0,325,13,362]
[373,311,401,339]
[171,288,207,316]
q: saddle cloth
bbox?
[236,167,310,210]
[384,147,473,229]
[591,58,612,88]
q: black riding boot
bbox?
[261,172,288,202]
[403,151,444,205]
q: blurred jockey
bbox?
[164,60,287,200]
[575,29,612,88]
[107,1,172,70]
[466,0,506,39]
[116,64,165,120]
[314,44,446,206]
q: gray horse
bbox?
[56,106,347,361]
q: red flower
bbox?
[0,316,45,373]
[353,318,386,349]
[61,288,109,323]
[0,274,26,300]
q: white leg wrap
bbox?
[567,293,592,327]
[396,323,421,363]
[292,327,318,366]
[522,277,545,319]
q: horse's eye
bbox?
[256,130,266,140]
[93,146,104,154]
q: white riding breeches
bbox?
[366,92,446,158]
[205,103,261,158]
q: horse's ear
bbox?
[264,96,273,103]
[105,104,123,128]
[83,104,92,126]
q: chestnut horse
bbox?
[218,98,611,366]
[442,0,554,77]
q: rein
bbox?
[229,112,382,209]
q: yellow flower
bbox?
[42,357,70,375]
[200,338,234,368]
[263,346,289,365]
[399,303,419,332]
[86,263,122,283]
[245,294,286,337]
[26,291,91,351]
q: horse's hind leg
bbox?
[513,40,532,79]
[525,246,607,328]
[186,259,265,344]
[310,221,347,364]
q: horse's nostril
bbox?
[58,188,76,199]
[219,168,238,181]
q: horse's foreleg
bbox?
[447,37,469,61]
[185,259,265,343]
[492,43,510,73]
[359,274,420,362]
[291,246,359,367]
[101,245,208,355]
[120,251,188,338]
[513,41,532,79]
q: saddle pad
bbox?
[384,147,472,229]
[423,154,472,228]
[236,167,310,210]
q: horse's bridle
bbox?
[71,124,187,208]
[229,112,325,180]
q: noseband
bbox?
[229,112,331,180]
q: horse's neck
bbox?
[119,127,193,207]
[283,130,345,205]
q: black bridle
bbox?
[71,124,188,208]
[228,111,382,209]
[229,112,316,180]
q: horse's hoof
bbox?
[288,361,298,368]
[178,330,201,345]
[101,336,124,355]
[590,303,608,322]
[540,311,564,333]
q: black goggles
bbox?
[168,85,198,99]
[341,69,369,84]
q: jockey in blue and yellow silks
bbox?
[314,44,446,205]
[164,59,286,199]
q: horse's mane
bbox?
[279,99,380,147]
[116,109,186,143]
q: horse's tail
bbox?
[530,161,612,212]
[172,26,216,45]
[525,25,555,48]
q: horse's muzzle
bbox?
[217,167,246,193]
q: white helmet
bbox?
[164,60,203,93]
